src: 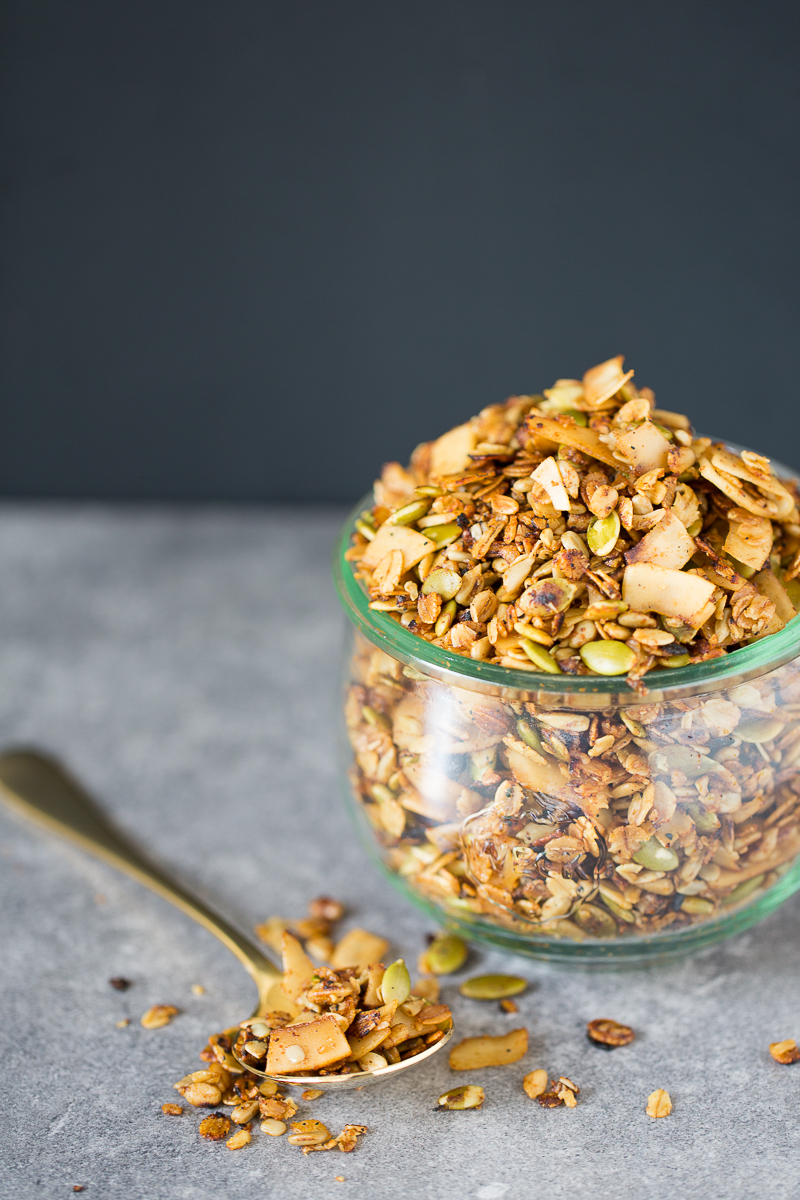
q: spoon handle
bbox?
[0,749,282,1000]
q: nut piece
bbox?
[646,1089,673,1118]
[226,1128,251,1150]
[769,1039,800,1064]
[199,1114,231,1140]
[109,976,132,991]
[522,1069,548,1099]
[587,1018,636,1048]
[140,1004,179,1029]
[161,1103,183,1116]
[537,1091,564,1108]
[260,1118,287,1136]
[449,1028,528,1070]
[230,1100,259,1124]
[459,974,527,1001]
[436,1085,485,1110]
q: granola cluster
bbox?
[346,632,800,939]
[348,355,800,685]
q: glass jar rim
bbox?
[334,486,800,705]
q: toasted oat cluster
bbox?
[348,355,800,685]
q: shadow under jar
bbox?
[335,499,800,963]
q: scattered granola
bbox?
[645,1088,672,1118]
[769,1038,800,1064]
[199,1114,230,1140]
[350,355,800,686]
[302,1089,325,1101]
[161,1103,183,1115]
[500,999,519,1013]
[459,974,527,1000]
[522,1069,548,1099]
[226,1127,252,1150]
[536,1076,579,1108]
[115,1018,130,1028]
[140,1004,179,1029]
[587,1018,636,1048]
[109,976,131,990]
[449,1028,528,1069]
[419,932,468,975]
[436,1085,486,1110]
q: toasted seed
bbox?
[681,896,715,915]
[522,1069,548,1099]
[769,1039,800,1064]
[587,511,621,557]
[247,1021,270,1039]
[260,1118,287,1136]
[574,903,618,938]
[736,719,786,743]
[288,1120,331,1147]
[580,639,637,675]
[384,499,432,526]
[199,1114,230,1140]
[302,1089,324,1101]
[436,1085,485,1111]
[500,999,518,1013]
[140,1004,179,1029]
[520,640,562,673]
[243,1040,268,1059]
[422,568,462,600]
[645,1089,672,1118]
[587,1018,635,1048]
[226,1128,251,1150]
[380,959,412,1005]
[231,1100,259,1124]
[424,522,462,546]
[422,933,468,975]
[161,1103,183,1115]
[722,874,765,906]
[459,974,527,1001]
[258,1079,279,1097]
[633,837,680,872]
[358,1051,389,1071]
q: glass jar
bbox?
[335,498,800,963]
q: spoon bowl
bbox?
[0,749,452,1091]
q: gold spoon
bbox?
[0,749,451,1091]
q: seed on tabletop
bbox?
[191,984,205,995]
[199,1114,230,1140]
[161,1103,183,1116]
[769,1038,800,1064]
[140,1004,179,1029]
[109,976,131,991]
[459,974,527,1001]
[302,1089,324,1101]
[115,1018,130,1028]
[522,1069,548,1099]
[261,1119,287,1136]
[500,999,519,1013]
[309,896,346,923]
[646,1089,672,1118]
[419,932,468,976]
[226,1127,252,1150]
[587,1018,636,1048]
[436,1085,485,1111]
[335,1178,346,1184]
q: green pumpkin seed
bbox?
[736,719,785,744]
[573,903,618,937]
[686,519,704,538]
[370,783,396,804]
[384,499,432,526]
[722,874,765,906]
[680,896,715,915]
[563,409,588,426]
[521,640,562,673]
[436,1085,485,1111]
[415,485,443,497]
[422,567,462,600]
[434,599,457,636]
[619,711,646,737]
[515,718,546,754]
[598,893,635,924]
[686,802,720,833]
[422,933,468,975]
[380,959,411,1005]
[354,518,376,541]
[580,640,636,676]
[424,522,462,546]
[633,836,679,872]
[361,705,390,729]
[660,653,691,669]
[586,511,621,557]
[459,974,527,1000]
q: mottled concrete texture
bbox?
[1,505,799,1200]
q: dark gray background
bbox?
[2,0,798,502]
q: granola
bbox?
[348,355,800,686]
[344,627,800,940]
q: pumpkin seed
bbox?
[424,522,462,546]
[661,653,691,668]
[736,719,785,744]
[436,1085,485,1111]
[354,518,376,541]
[521,640,562,673]
[422,567,462,600]
[633,837,679,872]
[380,959,411,1005]
[619,711,646,737]
[686,802,720,833]
[680,896,715,915]
[587,510,621,556]
[573,903,618,938]
[415,485,443,496]
[598,893,635,924]
[459,974,527,1000]
[722,874,765,906]
[515,718,546,754]
[384,499,432,526]
[434,599,457,636]
[422,932,468,975]
[580,640,636,675]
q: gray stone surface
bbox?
[1,504,799,1200]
